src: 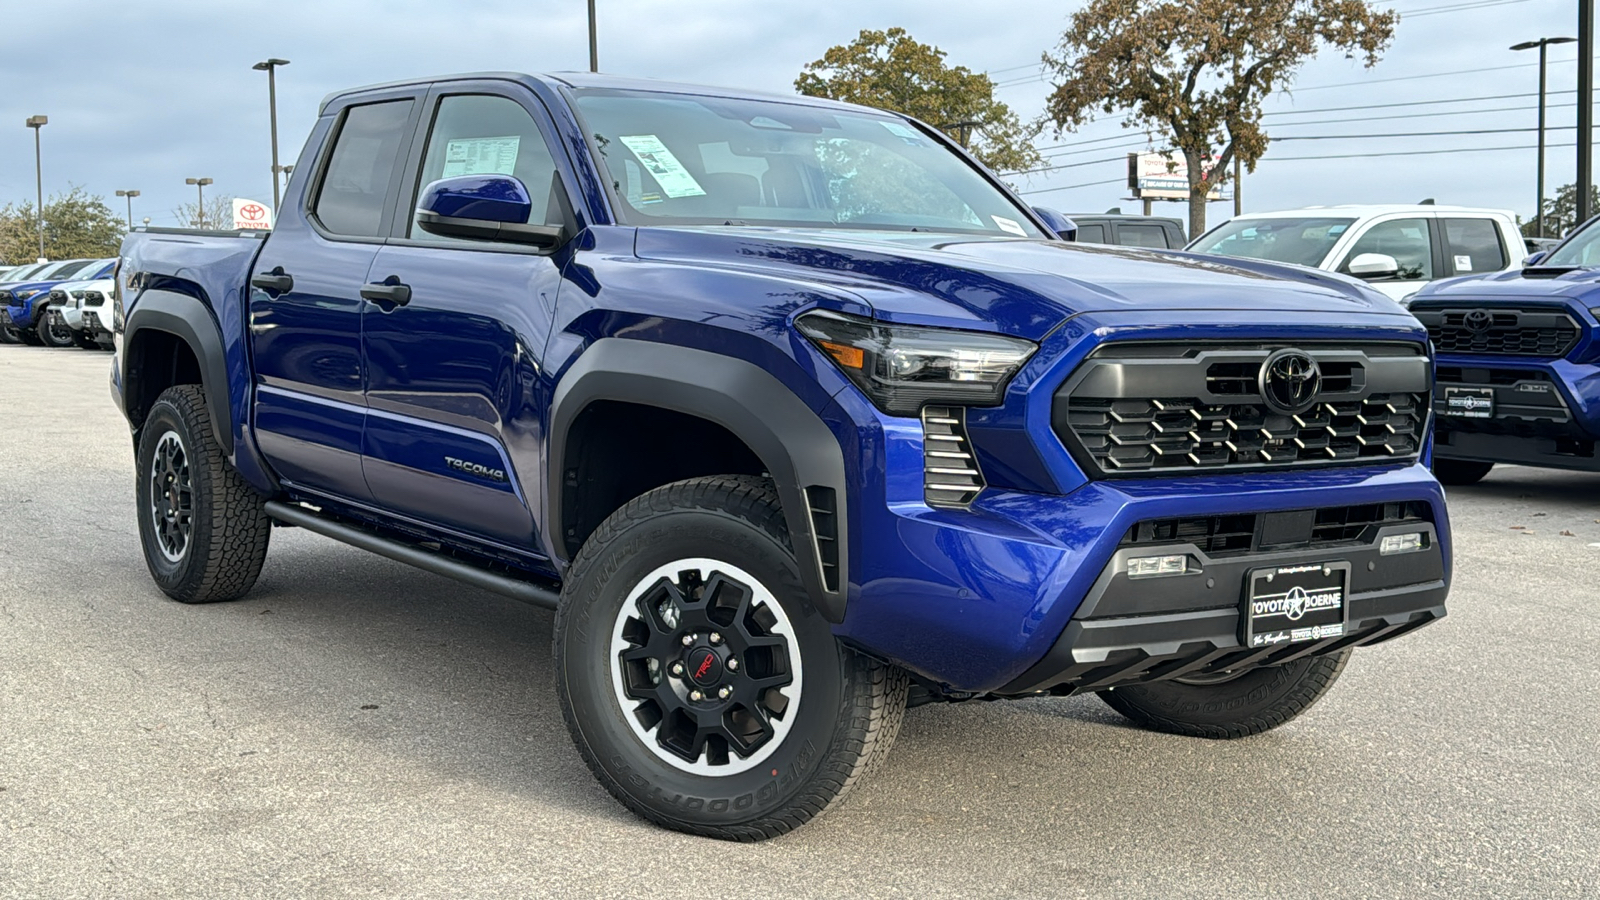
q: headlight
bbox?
[1590,306,1600,322]
[796,310,1036,416]
[15,289,40,300]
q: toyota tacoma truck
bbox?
[2,258,114,347]
[112,72,1450,840]
[1408,216,1600,483]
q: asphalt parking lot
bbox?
[1,345,1597,899]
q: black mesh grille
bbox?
[1412,307,1580,358]
[1121,502,1430,557]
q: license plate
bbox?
[1444,386,1494,418]
[1244,562,1350,648]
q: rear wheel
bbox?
[1098,650,1351,739]
[36,309,75,348]
[1432,458,1494,486]
[555,475,907,841]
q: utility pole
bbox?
[186,178,214,228]
[115,189,141,229]
[1233,156,1242,217]
[1580,0,1594,225]
[253,59,290,211]
[1512,37,1575,236]
[588,0,598,72]
[26,116,47,261]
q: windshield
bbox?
[4,263,49,282]
[1191,217,1357,268]
[571,89,1044,238]
[40,259,94,280]
[1542,220,1600,266]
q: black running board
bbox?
[263,501,561,610]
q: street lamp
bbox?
[185,177,213,228]
[588,0,598,72]
[115,189,141,229]
[252,58,290,211]
[1511,36,1576,236]
[25,115,47,261]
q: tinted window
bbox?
[314,100,414,237]
[411,94,560,243]
[1442,218,1506,274]
[1193,217,1356,267]
[1076,224,1107,244]
[1338,218,1433,282]
[1119,224,1170,248]
[44,259,94,279]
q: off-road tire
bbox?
[0,324,19,344]
[1432,458,1494,486]
[554,475,907,841]
[36,309,75,348]
[1098,650,1352,739]
[135,385,271,603]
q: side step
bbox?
[263,501,561,610]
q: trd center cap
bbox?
[686,647,723,687]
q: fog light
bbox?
[1128,554,1188,578]
[1380,532,1425,555]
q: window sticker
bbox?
[441,135,521,178]
[619,135,706,198]
[880,120,925,145]
[1329,224,1349,235]
[1454,254,1473,271]
[991,215,1027,237]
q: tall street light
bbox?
[252,58,290,211]
[588,0,598,72]
[1511,36,1576,237]
[1580,0,1595,225]
[115,189,141,229]
[186,178,213,228]
[26,116,47,261]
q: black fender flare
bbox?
[122,289,233,455]
[548,338,850,622]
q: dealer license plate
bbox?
[1443,386,1494,418]
[1244,562,1350,648]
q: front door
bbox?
[359,88,570,551]
[250,94,421,503]
[1333,216,1438,302]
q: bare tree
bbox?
[171,196,235,230]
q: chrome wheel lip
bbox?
[149,430,193,563]
[608,557,802,777]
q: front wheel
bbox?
[1432,458,1494,486]
[0,324,19,344]
[555,475,906,841]
[1098,650,1351,739]
[36,309,75,348]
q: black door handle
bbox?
[250,267,294,293]
[360,278,412,307]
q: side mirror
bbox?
[1347,252,1400,279]
[1032,206,1078,241]
[1523,251,1549,267]
[415,174,567,249]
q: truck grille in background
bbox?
[1055,343,1430,476]
[48,290,67,304]
[1411,306,1580,358]
[83,291,106,308]
[1120,501,1430,556]
[922,406,985,508]
[1,290,16,304]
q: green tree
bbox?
[0,186,125,264]
[1042,0,1397,235]
[1523,182,1600,239]
[796,27,1043,174]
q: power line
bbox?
[1397,0,1534,17]
[1264,88,1570,116]
[1268,102,1568,127]
[1018,177,1125,196]
[1274,124,1573,140]
[1003,154,1130,177]
[1263,143,1546,161]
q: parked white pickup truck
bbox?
[53,278,116,349]
[1187,205,1523,304]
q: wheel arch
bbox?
[122,289,233,455]
[548,338,850,622]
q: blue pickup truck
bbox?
[1408,218,1600,483]
[113,72,1450,840]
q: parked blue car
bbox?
[1409,218,1600,483]
[1,257,114,346]
[112,72,1450,840]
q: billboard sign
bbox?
[1128,152,1229,201]
[232,198,273,230]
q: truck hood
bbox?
[634,227,1407,340]
[1412,266,1600,304]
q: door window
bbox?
[1441,218,1507,274]
[313,100,415,237]
[411,94,561,244]
[1337,218,1433,282]
[1118,224,1170,248]
[1076,224,1106,244]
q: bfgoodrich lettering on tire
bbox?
[135,385,271,603]
[1098,650,1352,739]
[554,475,907,841]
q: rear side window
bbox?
[1076,223,1106,244]
[1338,218,1434,282]
[410,94,561,244]
[1118,224,1170,248]
[314,100,415,237]
[1442,218,1507,274]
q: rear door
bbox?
[1439,216,1512,277]
[1331,214,1438,302]
[249,89,423,503]
[357,83,573,551]
[1114,222,1175,249]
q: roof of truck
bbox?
[1234,204,1516,219]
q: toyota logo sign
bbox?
[1258,349,1322,415]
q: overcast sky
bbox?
[0,0,1580,235]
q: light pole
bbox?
[1580,0,1594,225]
[115,189,141,229]
[1512,36,1576,237]
[26,116,47,261]
[185,178,213,228]
[252,58,290,211]
[588,0,598,72]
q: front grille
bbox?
[48,290,66,304]
[1121,501,1430,557]
[1411,306,1580,358]
[83,291,105,308]
[922,406,985,507]
[0,290,12,304]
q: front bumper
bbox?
[1432,358,1600,471]
[3,305,31,329]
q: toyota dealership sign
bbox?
[232,198,273,230]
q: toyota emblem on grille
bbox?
[1258,349,1322,415]
[1464,309,1494,333]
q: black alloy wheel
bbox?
[37,308,75,348]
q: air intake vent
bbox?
[922,406,985,508]
[804,486,840,592]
